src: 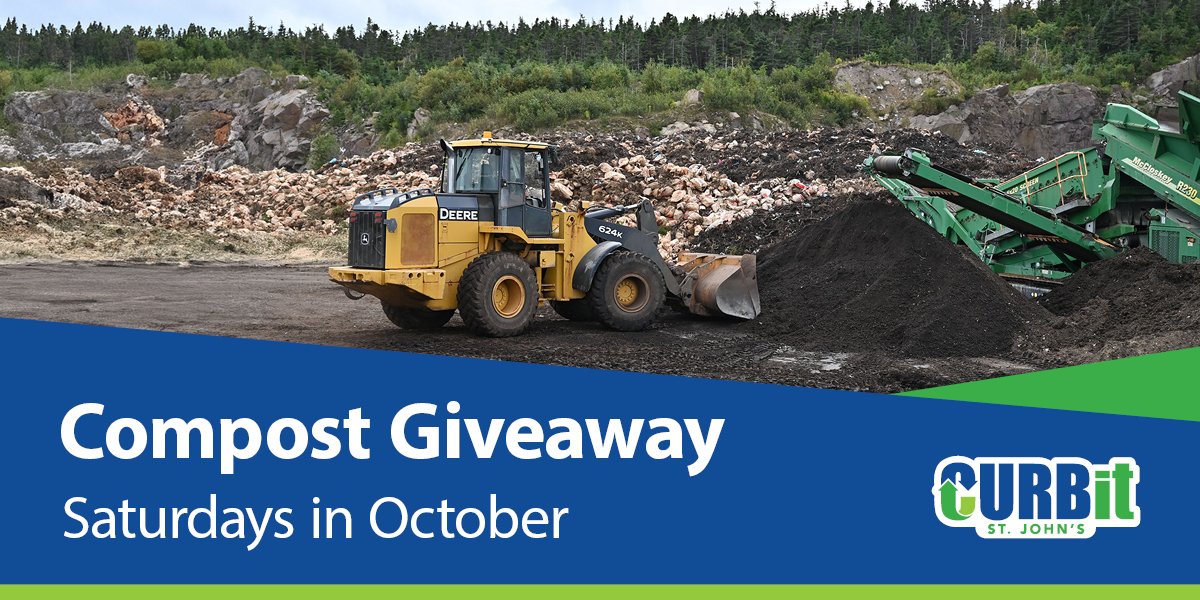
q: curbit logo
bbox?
[933,456,1140,539]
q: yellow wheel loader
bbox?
[329,134,760,337]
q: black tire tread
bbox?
[550,299,596,322]
[458,252,538,337]
[381,302,455,330]
[587,250,666,332]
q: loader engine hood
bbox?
[352,187,437,211]
[352,188,496,222]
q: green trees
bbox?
[3,3,1198,79]
[306,132,339,169]
[0,3,1198,135]
[134,39,170,63]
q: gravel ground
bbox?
[0,262,1041,392]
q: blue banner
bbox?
[0,318,1194,583]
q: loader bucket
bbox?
[675,252,761,320]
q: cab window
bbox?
[451,147,500,192]
[523,150,546,207]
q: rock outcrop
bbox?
[237,88,330,171]
[406,107,432,138]
[1145,53,1200,100]
[910,83,1104,159]
[2,90,121,154]
[835,62,962,115]
[166,67,327,171]
[0,67,334,171]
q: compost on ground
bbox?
[744,195,1048,357]
[1039,247,1200,342]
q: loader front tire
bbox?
[550,300,596,322]
[458,252,538,337]
[381,302,455,330]
[588,250,665,332]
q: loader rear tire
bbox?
[458,252,538,337]
[588,250,665,332]
[381,302,455,330]
[550,300,596,322]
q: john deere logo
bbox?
[360,233,370,245]
[933,456,1140,539]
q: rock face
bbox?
[1145,53,1200,100]
[1013,84,1102,157]
[0,68,334,171]
[835,62,962,114]
[238,89,330,171]
[165,67,321,171]
[911,83,1103,159]
[3,91,119,152]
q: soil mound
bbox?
[673,127,1031,185]
[749,195,1048,356]
[1039,247,1200,341]
[692,191,877,255]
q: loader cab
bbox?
[440,136,554,237]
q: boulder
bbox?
[0,137,19,162]
[910,108,971,143]
[681,88,703,106]
[0,167,54,204]
[407,107,432,139]
[661,121,691,136]
[339,130,377,158]
[284,74,310,90]
[207,140,249,171]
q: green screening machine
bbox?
[867,90,1200,295]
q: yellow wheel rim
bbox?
[614,274,649,313]
[492,275,525,318]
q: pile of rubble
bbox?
[1,124,1030,260]
[544,126,1029,256]
[0,147,440,235]
[552,155,859,256]
[103,97,167,145]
